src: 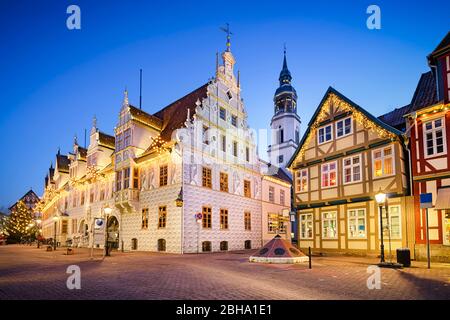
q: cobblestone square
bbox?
[0,245,449,300]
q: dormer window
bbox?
[336,117,352,138]
[318,124,333,144]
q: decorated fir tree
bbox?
[6,200,34,243]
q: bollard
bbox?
[308,246,312,269]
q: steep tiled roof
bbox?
[430,31,450,57]
[56,154,70,173]
[153,83,209,141]
[409,71,438,112]
[378,104,410,132]
[98,131,115,149]
[129,105,163,130]
[78,147,87,160]
[266,166,292,184]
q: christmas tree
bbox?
[6,200,35,243]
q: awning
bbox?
[435,188,450,210]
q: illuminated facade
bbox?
[36,39,290,253]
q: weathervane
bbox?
[220,23,233,51]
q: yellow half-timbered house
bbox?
[287,87,415,256]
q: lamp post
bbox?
[375,189,402,268]
[375,190,386,264]
[52,215,59,250]
[103,206,112,257]
[36,219,42,248]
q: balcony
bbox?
[114,188,140,213]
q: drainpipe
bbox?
[181,146,184,254]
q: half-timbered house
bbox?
[403,31,450,262]
[287,87,415,256]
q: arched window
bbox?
[158,239,166,252]
[202,241,211,252]
[278,127,284,144]
[220,241,228,251]
[244,240,252,249]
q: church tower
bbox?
[267,49,301,167]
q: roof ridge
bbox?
[153,82,209,118]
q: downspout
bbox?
[402,112,417,249]
[181,146,184,254]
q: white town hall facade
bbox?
[35,38,292,253]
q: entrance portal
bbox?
[107,216,119,249]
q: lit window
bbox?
[268,213,278,233]
[424,118,446,156]
[318,124,333,144]
[220,209,228,229]
[158,206,167,228]
[202,167,212,188]
[321,162,337,188]
[141,208,148,229]
[381,205,401,239]
[296,169,308,192]
[322,212,338,239]
[159,165,168,186]
[343,155,362,184]
[373,146,394,178]
[202,206,212,229]
[244,180,251,198]
[300,213,313,239]
[336,117,352,138]
[220,172,228,192]
[348,209,366,238]
[244,212,251,231]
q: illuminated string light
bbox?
[297,93,398,160]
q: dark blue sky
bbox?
[0,0,449,208]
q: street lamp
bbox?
[52,215,59,251]
[36,219,42,248]
[375,189,402,268]
[375,189,386,264]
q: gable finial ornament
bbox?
[123,87,129,108]
[220,23,233,52]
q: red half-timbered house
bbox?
[405,32,450,262]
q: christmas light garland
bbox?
[297,93,397,160]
